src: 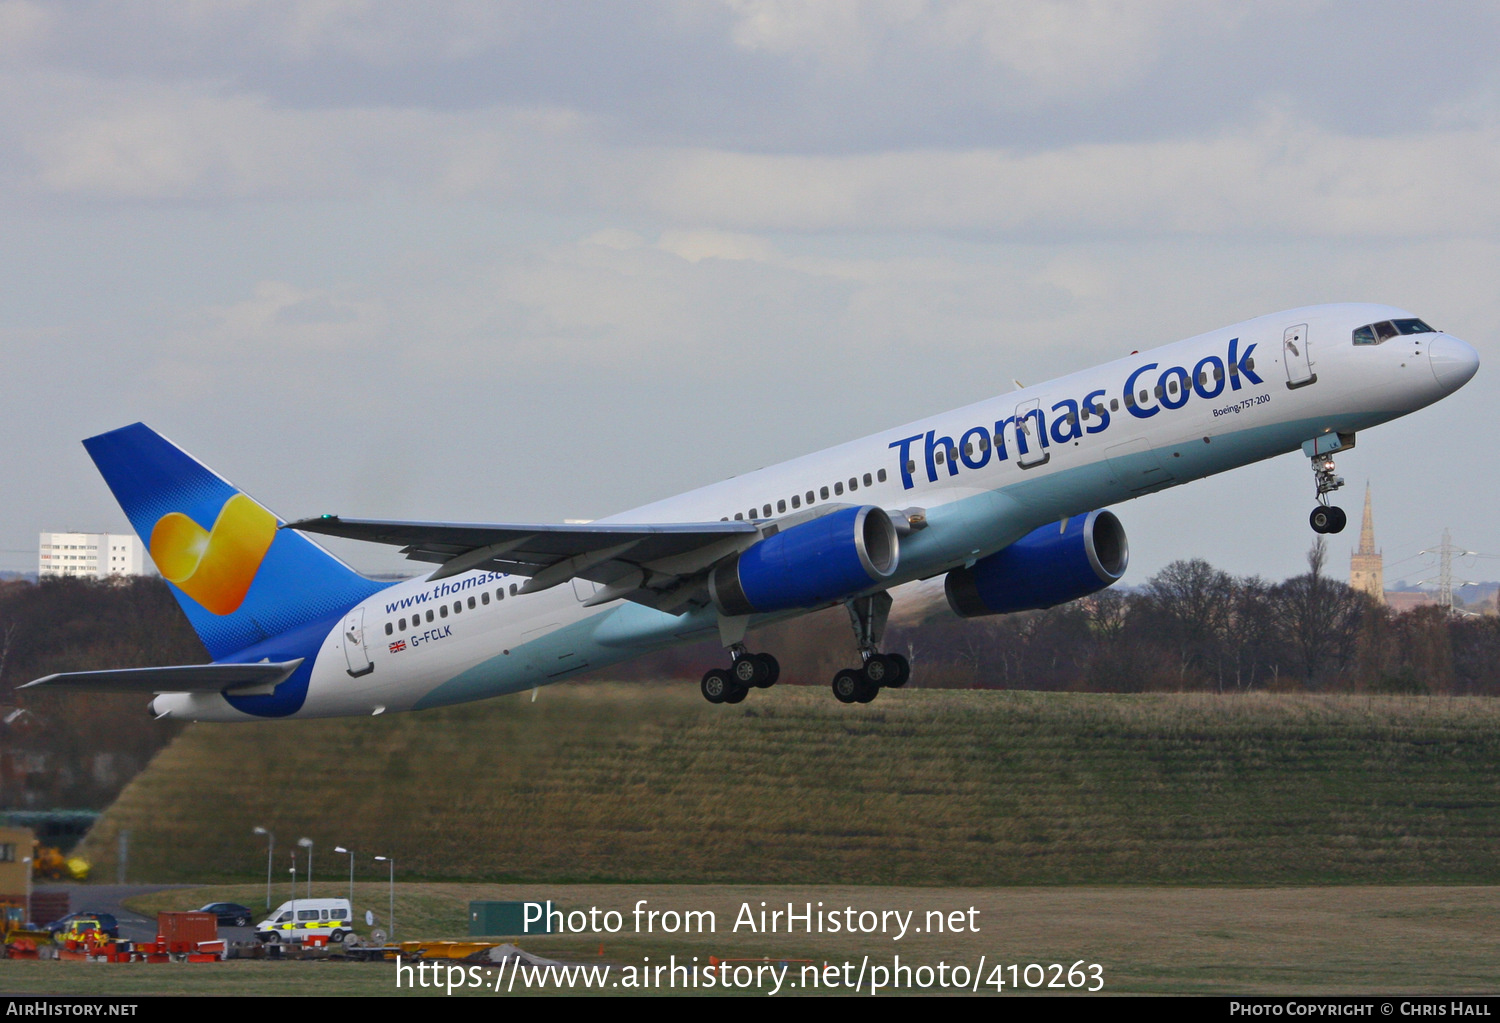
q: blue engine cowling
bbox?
[709,506,899,616]
[944,509,1128,617]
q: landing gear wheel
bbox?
[754,652,780,688]
[887,653,911,688]
[854,679,879,704]
[701,668,731,704]
[724,684,749,704]
[1310,507,1333,534]
[862,654,893,687]
[832,669,862,704]
[731,657,761,686]
[1327,506,1347,533]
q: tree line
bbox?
[882,540,1499,694]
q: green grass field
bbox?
[73,684,1500,886]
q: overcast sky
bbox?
[4,1,1498,588]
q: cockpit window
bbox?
[1393,318,1435,335]
[1354,318,1436,346]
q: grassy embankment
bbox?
[74,684,1500,886]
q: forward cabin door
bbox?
[1012,399,1050,468]
[1283,323,1316,389]
[342,607,373,677]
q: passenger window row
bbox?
[384,581,523,635]
[722,469,889,522]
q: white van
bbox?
[256,898,355,944]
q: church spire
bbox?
[1357,482,1377,556]
[1350,482,1385,603]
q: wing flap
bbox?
[284,516,762,598]
[21,659,304,695]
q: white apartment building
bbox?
[38,532,149,580]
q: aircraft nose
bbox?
[1429,335,1479,394]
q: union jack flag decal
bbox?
[389,640,406,653]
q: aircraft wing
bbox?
[284,515,764,611]
[22,659,304,695]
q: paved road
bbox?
[32,883,258,944]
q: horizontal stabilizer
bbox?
[22,659,304,695]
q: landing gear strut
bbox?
[700,647,780,705]
[1308,452,1347,534]
[831,593,910,704]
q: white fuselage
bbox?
[155,303,1476,721]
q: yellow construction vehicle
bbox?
[31,844,89,882]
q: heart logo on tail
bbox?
[150,493,278,615]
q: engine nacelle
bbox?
[944,509,1128,618]
[710,506,899,616]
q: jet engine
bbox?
[944,509,1128,617]
[709,506,899,616]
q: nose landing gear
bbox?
[1308,451,1348,534]
[1310,505,1347,534]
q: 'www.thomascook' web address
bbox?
[397,955,1104,995]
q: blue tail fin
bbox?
[83,423,384,660]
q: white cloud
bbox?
[719,0,1234,99]
[60,1,523,65]
[721,0,919,69]
[657,229,781,263]
[15,67,1497,245]
[933,0,1221,97]
[191,280,381,352]
[631,115,1500,239]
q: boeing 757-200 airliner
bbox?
[25,304,1479,720]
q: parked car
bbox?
[197,902,254,927]
[48,912,119,940]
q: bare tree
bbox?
[1138,559,1238,688]
[1270,538,1369,688]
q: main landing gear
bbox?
[700,647,779,705]
[831,653,910,704]
[699,591,916,705]
[831,593,910,704]
[1308,452,1348,534]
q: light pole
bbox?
[289,854,298,941]
[253,827,274,909]
[334,846,355,907]
[374,856,394,940]
[297,837,313,898]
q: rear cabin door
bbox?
[342,607,373,677]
